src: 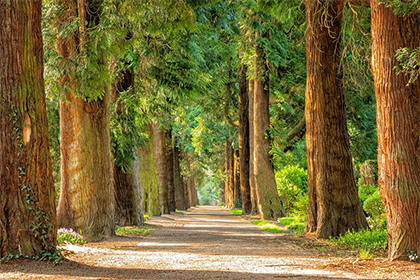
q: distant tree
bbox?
[371,0,420,261]
[0,0,57,257]
[304,0,368,238]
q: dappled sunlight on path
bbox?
[0,206,399,279]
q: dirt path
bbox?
[1,206,420,279]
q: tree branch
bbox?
[348,0,370,8]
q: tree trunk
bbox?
[248,78,258,214]
[153,122,169,214]
[253,34,282,220]
[371,1,420,261]
[228,146,235,209]
[224,142,230,207]
[173,144,186,210]
[0,0,57,257]
[56,0,114,241]
[239,64,252,214]
[233,150,241,209]
[112,65,144,226]
[166,130,176,212]
[305,0,368,238]
[139,126,160,217]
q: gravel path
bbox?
[0,206,416,279]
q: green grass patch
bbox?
[175,210,188,214]
[229,209,243,215]
[330,228,387,251]
[115,226,150,236]
[252,220,282,233]
[278,217,305,234]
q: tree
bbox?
[371,0,420,261]
[153,122,170,214]
[304,0,368,238]
[0,0,57,257]
[238,64,252,214]
[55,0,115,241]
[253,29,282,220]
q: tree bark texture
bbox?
[248,79,258,214]
[173,144,187,210]
[139,126,160,217]
[56,0,114,241]
[253,35,282,220]
[0,0,57,257]
[153,122,169,214]
[233,150,241,208]
[305,0,368,238]
[239,64,252,214]
[166,130,176,212]
[227,146,235,209]
[371,1,420,261]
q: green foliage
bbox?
[358,182,377,205]
[331,228,388,252]
[57,228,86,245]
[275,165,307,216]
[364,191,386,227]
[115,226,150,236]
[395,47,420,85]
[381,0,420,16]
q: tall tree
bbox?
[305,0,368,238]
[153,122,170,214]
[238,64,252,214]
[371,0,420,261]
[253,30,282,220]
[55,0,115,241]
[0,0,57,257]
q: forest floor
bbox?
[1,206,420,280]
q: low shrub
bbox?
[330,228,387,251]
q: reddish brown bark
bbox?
[371,1,420,261]
[248,78,258,214]
[173,143,186,210]
[0,0,57,257]
[239,64,251,214]
[56,0,114,241]
[305,0,367,238]
[253,34,282,220]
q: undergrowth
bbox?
[115,226,150,236]
[330,228,387,252]
[229,209,242,215]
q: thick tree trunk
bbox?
[248,79,258,214]
[139,126,160,217]
[0,0,57,257]
[166,130,176,212]
[239,64,252,214]
[153,122,169,214]
[253,35,282,220]
[371,1,420,261]
[56,0,114,241]
[113,158,143,225]
[174,144,186,210]
[305,0,368,238]
[112,66,144,226]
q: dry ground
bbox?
[1,206,420,279]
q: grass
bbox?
[115,226,150,236]
[229,209,243,215]
[252,220,282,233]
[278,217,305,234]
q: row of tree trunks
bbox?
[166,130,176,212]
[224,143,240,210]
[0,0,57,257]
[56,0,115,241]
[173,143,187,210]
[371,0,420,261]
[304,0,368,238]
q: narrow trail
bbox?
[1,206,417,279]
